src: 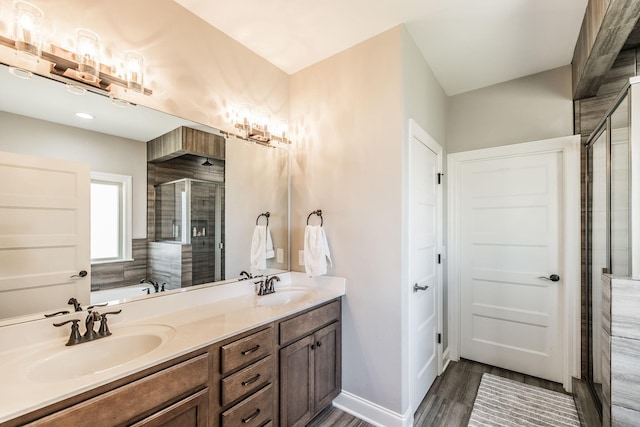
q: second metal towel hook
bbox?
[306,209,323,226]
[256,212,270,226]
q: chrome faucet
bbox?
[239,270,253,280]
[256,275,280,296]
[140,278,166,293]
[53,309,122,346]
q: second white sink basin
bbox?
[256,287,316,307]
[27,325,175,383]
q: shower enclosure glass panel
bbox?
[584,77,640,417]
[586,129,607,407]
[155,178,224,285]
[610,95,630,276]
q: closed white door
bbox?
[0,151,90,319]
[459,151,563,382]
[409,123,441,412]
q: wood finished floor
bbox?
[308,358,575,427]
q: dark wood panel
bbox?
[220,327,274,375]
[279,300,340,346]
[221,355,273,407]
[130,389,209,427]
[220,384,273,427]
[313,322,341,411]
[572,0,640,99]
[27,354,209,427]
[280,335,314,427]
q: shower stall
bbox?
[585,76,640,417]
[154,178,225,285]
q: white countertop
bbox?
[0,272,345,423]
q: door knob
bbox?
[538,274,560,282]
[70,270,88,278]
[413,283,429,292]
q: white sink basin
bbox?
[27,325,175,382]
[256,287,315,307]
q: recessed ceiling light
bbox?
[75,112,94,120]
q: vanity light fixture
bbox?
[233,104,291,144]
[124,50,144,93]
[75,112,94,120]
[74,28,100,83]
[13,0,44,61]
[0,1,153,99]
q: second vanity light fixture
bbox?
[2,1,151,99]
[234,103,291,145]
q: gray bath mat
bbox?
[468,373,580,426]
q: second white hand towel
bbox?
[304,225,332,277]
[251,225,275,270]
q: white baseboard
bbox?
[332,391,413,427]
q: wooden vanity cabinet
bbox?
[12,351,211,427]
[212,324,278,427]
[2,299,343,427]
[278,300,341,427]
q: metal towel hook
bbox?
[256,212,270,226]
[306,209,323,226]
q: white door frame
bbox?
[407,119,444,412]
[447,135,581,391]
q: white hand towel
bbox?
[265,225,275,260]
[304,225,332,277]
[250,225,268,270]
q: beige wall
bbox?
[290,27,405,413]
[0,0,289,134]
[447,66,574,153]
[0,111,147,238]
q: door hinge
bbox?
[437,173,444,184]
[437,333,442,344]
[437,254,442,264]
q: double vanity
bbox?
[0,273,345,426]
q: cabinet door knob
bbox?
[311,343,316,350]
[316,341,322,348]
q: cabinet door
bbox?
[280,335,314,427]
[131,389,209,427]
[313,322,341,412]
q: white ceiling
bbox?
[175,0,588,96]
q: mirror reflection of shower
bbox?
[153,178,225,287]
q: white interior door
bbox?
[409,122,442,412]
[0,151,90,320]
[459,151,563,382]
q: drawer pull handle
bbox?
[241,374,261,386]
[241,344,260,355]
[242,408,261,424]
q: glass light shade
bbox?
[124,51,144,92]
[13,1,44,61]
[75,28,100,83]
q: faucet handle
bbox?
[98,310,122,336]
[86,303,108,311]
[53,319,82,346]
[254,279,266,296]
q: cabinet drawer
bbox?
[279,300,340,345]
[221,355,273,407]
[221,384,273,427]
[28,353,209,427]
[221,327,273,375]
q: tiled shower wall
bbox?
[91,239,149,291]
[575,47,640,377]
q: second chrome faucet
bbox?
[255,275,280,296]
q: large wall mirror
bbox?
[0,63,290,324]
